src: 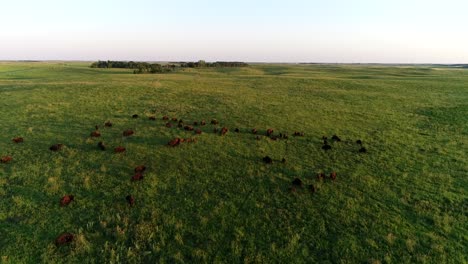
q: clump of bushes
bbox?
[90,60,248,74]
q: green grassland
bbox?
[0,62,467,263]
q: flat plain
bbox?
[0,62,467,263]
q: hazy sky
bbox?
[0,0,467,63]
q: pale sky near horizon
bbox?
[0,0,467,63]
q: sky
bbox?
[0,0,467,63]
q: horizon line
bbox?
[1,60,467,66]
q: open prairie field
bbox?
[0,62,467,263]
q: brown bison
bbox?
[162,116,169,120]
[292,178,303,187]
[172,117,178,122]
[149,116,156,121]
[330,172,337,181]
[317,173,325,180]
[293,132,304,137]
[165,122,173,128]
[331,135,341,142]
[55,232,74,246]
[104,121,113,127]
[126,195,135,206]
[266,129,274,136]
[168,138,182,147]
[200,120,206,126]
[252,128,258,134]
[132,172,144,181]
[184,125,194,131]
[234,128,240,133]
[60,195,74,207]
[12,137,24,143]
[262,156,273,164]
[359,147,367,153]
[356,139,362,145]
[132,114,139,118]
[135,165,146,173]
[309,184,316,193]
[1,156,12,163]
[195,129,202,135]
[211,119,219,125]
[50,144,64,151]
[322,144,332,150]
[114,146,126,153]
[97,141,106,150]
[193,121,199,126]
[220,127,228,136]
[90,131,101,137]
[123,129,134,137]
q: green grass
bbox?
[0,62,467,263]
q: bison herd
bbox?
[0,112,369,247]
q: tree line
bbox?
[90,61,176,74]
[90,60,248,74]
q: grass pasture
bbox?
[0,62,467,263]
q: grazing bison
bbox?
[262,156,273,164]
[195,129,202,135]
[356,139,362,145]
[193,121,198,126]
[97,141,106,150]
[270,136,279,141]
[162,116,169,120]
[266,129,274,136]
[220,127,228,136]
[292,178,303,187]
[55,232,74,246]
[281,158,286,163]
[12,137,24,143]
[123,129,134,137]
[90,131,101,137]
[293,132,304,137]
[317,173,325,180]
[322,144,332,150]
[134,165,146,173]
[252,128,258,134]
[165,122,173,128]
[168,138,182,147]
[331,135,341,141]
[126,195,135,206]
[104,121,113,127]
[1,156,12,163]
[279,133,289,139]
[60,195,74,207]
[50,144,64,151]
[234,128,240,133]
[114,146,126,153]
[200,120,206,126]
[149,116,156,121]
[132,114,139,118]
[359,147,367,153]
[184,125,194,131]
[132,172,144,181]
[211,119,219,125]
[330,172,337,181]
[172,117,178,122]
[309,184,316,193]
